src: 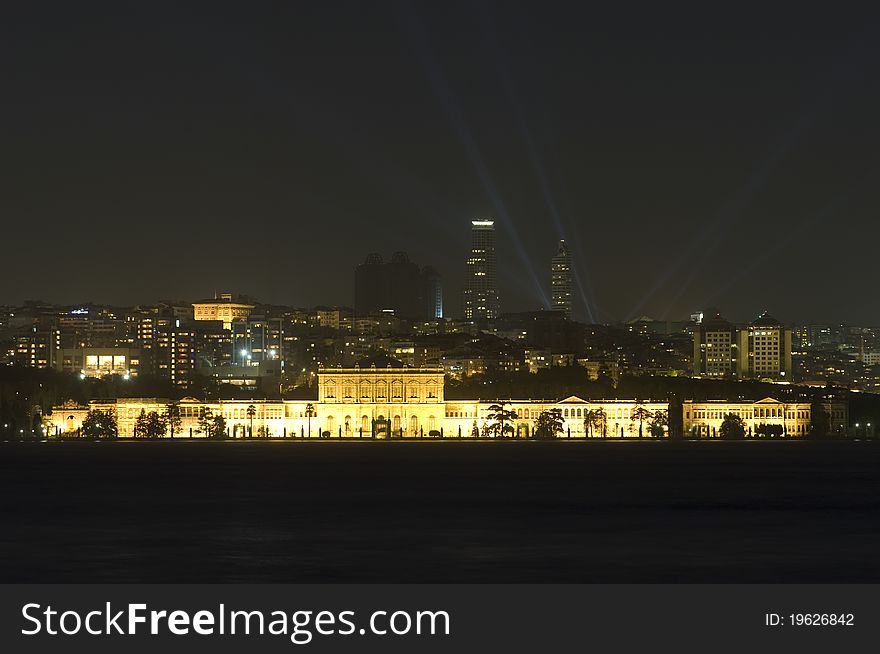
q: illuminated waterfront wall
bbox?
[47,368,845,439]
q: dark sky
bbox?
[3,2,880,324]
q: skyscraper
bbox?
[463,220,499,322]
[354,252,443,320]
[550,239,572,319]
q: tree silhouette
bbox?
[630,402,652,438]
[197,407,225,439]
[134,409,166,438]
[808,400,831,439]
[164,401,182,439]
[649,409,668,438]
[305,403,316,438]
[246,404,256,438]
[534,408,565,439]
[81,409,118,439]
[485,403,517,438]
[719,413,746,440]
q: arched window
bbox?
[361,415,369,432]
[326,416,335,434]
[344,415,352,435]
[428,416,436,432]
[410,415,419,435]
[392,415,401,432]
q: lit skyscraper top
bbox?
[551,239,572,319]
[463,220,499,322]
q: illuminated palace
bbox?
[48,366,847,439]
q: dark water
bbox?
[1,440,878,583]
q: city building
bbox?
[463,220,499,322]
[193,293,254,329]
[683,398,847,438]
[47,367,847,440]
[747,313,793,381]
[550,239,572,319]
[693,311,745,378]
[692,311,793,381]
[53,347,141,378]
[354,252,443,320]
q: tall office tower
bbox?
[354,252,442,320]
[421,266,444,319]
[463,220,499,322]
[747,312,793,381]
[693,310,746,378]
[550,239,572,319]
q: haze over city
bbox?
[2,2,880,323]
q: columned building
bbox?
[550,239,572,319]
[463,220,499,322]
[193,294,254,329]
[47,367,847,440]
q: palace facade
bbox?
[46,367,848,439]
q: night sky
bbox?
[3,2,879,324]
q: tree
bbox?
[485,403,518,438]
[470,421,480,438]
[649,409,668,438]
[630,403,652,438]
[144,411,167,438]
[197,408,226,439]
[719,413,746,440]
[164,402,182,439]
[134,409,149,439]
[583,408,608,438]
[134,409,167,439]
[808,400,831,439]
[534,408,564,440]
[246,404,256,438]
[305,403,316,438]
[593,407,607,438]
[81,409,118,439]
[212,414,227,440]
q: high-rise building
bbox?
[422,266,443,319]
[747,313,793,381]
[692,310,792,381]
[693,311,746,378]
[463,220,498,322]
[550,239,572,319]
[354,252,442,321]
